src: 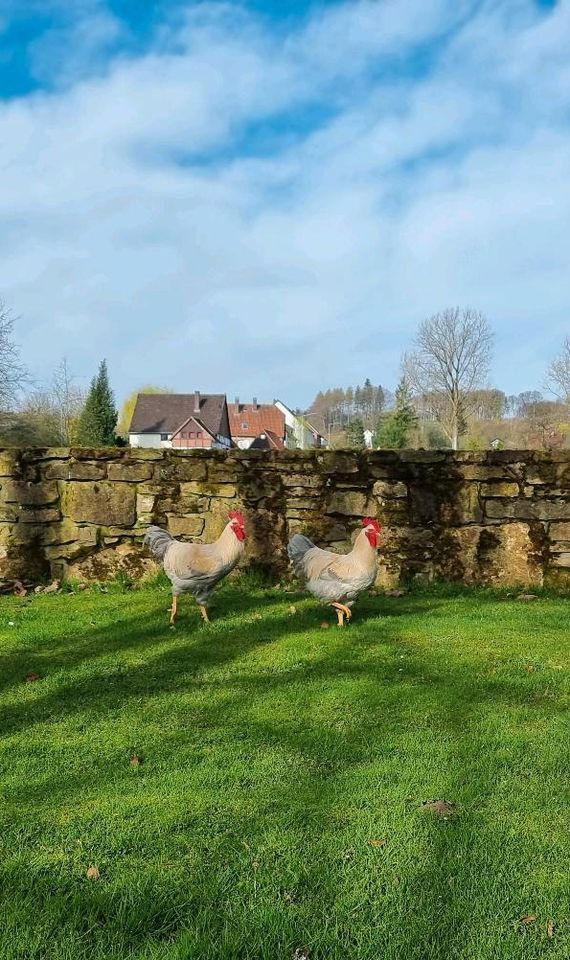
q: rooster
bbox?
[143,511,246,625]
[287,517,381,626]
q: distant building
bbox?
[274,399,327,449]
[249,430,285,450]
[129,392,232,449]
[228,399,286,450]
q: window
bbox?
[160,434,169,441]
[241,422,249,429]
[181,431,187,439]
[196,431,202,439]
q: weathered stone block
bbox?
[373,480,407,499]
[108,462,154,482]
[486,499,570,522]
[282,473,323,489]
[0,452,19,477]
[19,507,61,523]
[440,483,484,525]
[181,481,236,498]
[167,516,205,537]
[460,465,513,481]
[62,482,136,526]
[129,449,164,460]
[480,481,520,498]
[285,497,320,511]
[0,479,59,505]
[399,450,448,463]
[69,462,108,481]
[67,543,157,581]
[550,521,570,541]
[43,461,71,480]
[551,553,570,568]
[318,452,360,474]
[136,494,156,516]
[163,495,210,515]
[44,520,89,546]
[327,490,375,516]
[68,447,122,460]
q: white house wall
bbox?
[129,433,172,448]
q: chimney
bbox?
[253,397,258,410]
[194,390,200,413]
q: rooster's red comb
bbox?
[229,510,245,526]
[363,517,381,532]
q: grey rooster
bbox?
[144,511,246,625]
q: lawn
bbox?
[0,577,569,960]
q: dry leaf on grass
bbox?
[517,594,538,602]
[25,672,40,683]
[129,754,142,766]
[320,621,330,629]
[292,949,310,960]
[547,920,555,938]
[86,866,100,880]
[519,915,536,925]
[368,838,387,847]
[419,799,454,818]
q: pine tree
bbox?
[345,416,365,448]
[77,360,118,446]
[374,378,417,449]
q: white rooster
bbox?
[144,511,246,625]
[287,517,381,626]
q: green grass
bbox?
[1,577,569,960]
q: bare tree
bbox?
[51,357,84,443]
[16,358,84,446]
[0,298,28,409]
[545,336,570,405]
[404,307,493,450]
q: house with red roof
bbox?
[227,398,286,450]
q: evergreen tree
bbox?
[345,416,365,448]
[374,378,417,448]
[77,360,118,446]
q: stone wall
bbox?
[0,447,569,587]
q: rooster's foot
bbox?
[331,602,350,627]
[331,602,351,626]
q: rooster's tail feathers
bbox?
[143,525,174,561]
[287,534,316,575]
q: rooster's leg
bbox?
[332,601,351,624]
[331,602,346,627]
[169,595,178,626]
[199,604,210,623]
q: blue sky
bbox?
[0,0,568,407]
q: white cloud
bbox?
[0,0,569,406]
